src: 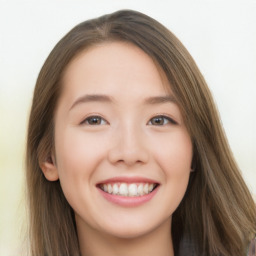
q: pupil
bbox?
[90,117,100,124]
[154,117,163,125]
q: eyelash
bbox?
[148,115,177,126]
[80,115,177,126]
[80,115,108,125]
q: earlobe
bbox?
[40,156,59,181]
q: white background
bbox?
[0,0,255,255]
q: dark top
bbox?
[178,236,256,256]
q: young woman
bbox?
[26,10,256,256]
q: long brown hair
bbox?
[26,9,256,256]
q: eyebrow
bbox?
[69,94,177,111]
[144,95,177,105]
[69,94,113,111]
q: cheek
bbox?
[152,130,193,174]
[55,128,107,176]
[54,128,110,209]
[54,128,109,212]
[151,130,192,212]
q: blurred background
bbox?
[0,0,255,255]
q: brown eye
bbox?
[81,116,107,125]
[148,115,177,126]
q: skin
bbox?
[41,42,193,256]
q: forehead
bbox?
[60,41,172,102]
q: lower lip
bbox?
[97,186,159,207]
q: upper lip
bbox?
[96,176,160,185]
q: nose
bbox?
[107,125,149,166]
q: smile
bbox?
[96,177,160,207]
[99,182,158,197]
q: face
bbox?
[48,42,193,239]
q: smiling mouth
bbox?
[97,182,159,197]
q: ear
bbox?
[40,156,59,181]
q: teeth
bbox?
[119,183,128,196]
[113,183,119,195]
[100,182,157,197]
[128,184,137,196]
[107,184,112,194]
[143,183,149,194]
[138,184,143,195]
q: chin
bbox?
[97,214,171,240]
[102,225,156,240]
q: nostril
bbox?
[107,129,149,165]
[108,147,149,166]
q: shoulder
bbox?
[178,236,256,256]
[178,237,197,256]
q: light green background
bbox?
[1,0,255,255]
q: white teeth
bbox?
[137,184,144,195]
[113,183,119,195]
[128,184,138,196]
[107,184,112,194]
[143,183,149,194]
[119,183,128,196]
[100,182,157,197]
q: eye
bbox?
[81,116,107,125]
[148,115,177,126]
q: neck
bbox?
[77,217,174,256]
